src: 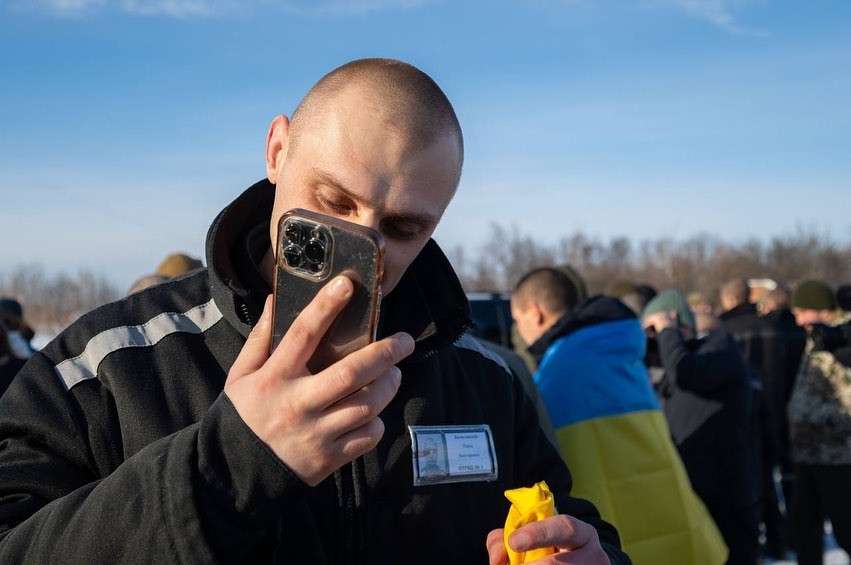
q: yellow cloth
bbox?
[503,481,557,564]
[556,410,728,565]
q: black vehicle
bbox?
[466,292,513,347]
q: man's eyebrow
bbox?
[313,168,366,205]
[312,167,438,226]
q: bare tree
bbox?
[0,265,119,335]
[452,224,851,303]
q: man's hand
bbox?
[643,310,678,334]
[486,515,611,564]
[224,276,415,486]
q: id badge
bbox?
[409,425,498,486]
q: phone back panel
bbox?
[271,209,384,373]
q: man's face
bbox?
[793,308,833,328]
[266,87,461,295]
[511,298,544,347]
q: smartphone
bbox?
[271,209,385,373]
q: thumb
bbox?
[228,295,273,380]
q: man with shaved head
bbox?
[0,60,626,564]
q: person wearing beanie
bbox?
[643,290,759,565]
[155,253,203,279]
[512,273,728,565]
[787,279,851,565]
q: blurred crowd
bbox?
[504,268,851,565]
[2,251,850,565]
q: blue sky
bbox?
[1,0,850,290]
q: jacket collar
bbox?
[719,302,758,321]
[205,179,471,358]
[528,295,636,362]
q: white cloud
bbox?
[276,0,433,16]
[659,0,768,36]
[120,0,217,17]
[28,0,106,15]
[17,0,432,17]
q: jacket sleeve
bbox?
[0,352,304,564]
[657,328,741,395]
[510,371,631,565]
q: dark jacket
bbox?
[0,357,24,398]
[0,180,627,565]
[761,308,806,459]
[719,303,769,375]
[655,327,757,508]
[719,302,774,472]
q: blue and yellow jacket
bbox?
[530,296,727,565]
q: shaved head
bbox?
[720,278,750,310]
[289,58,464,181]
[265,58,465,295]
[513,268,580,317]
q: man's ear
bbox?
[531,302,546,326]
[265,115,291,184]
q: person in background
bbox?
[127,253,205,296]
[511,263,588,375]
[513,270,727,565]
[749,279,778,308]
[127,274,169,296]
[719,278,770,373]
[0,322,26,397]
[644,290,758,565]
[787,280,851,565]
[758,284,807,542]
[688,292,719,339]
[719,278,782,557]
[155,252,204,279]
[837,284,851,315]
[0,298,34,359]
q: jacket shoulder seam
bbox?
[452,333,512,376]
[53,299,224,391]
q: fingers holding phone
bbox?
[225,275,414,486]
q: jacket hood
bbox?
[205,179,472,355]
[529,295,639,362]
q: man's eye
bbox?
[320,198,352,215]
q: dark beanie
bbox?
[837,284,851,311]
[792,280,836,311]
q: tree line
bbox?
[0,265,119,334]
[2,226,849,333]
[449,225,851,298]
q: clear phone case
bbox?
[271,209,384,373]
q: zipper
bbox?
[335,462,358,564]
[237,299,256,326]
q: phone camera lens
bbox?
[283,244,304,268]
[304,238,326,264]
[285,222,307,245]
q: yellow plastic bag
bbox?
[503,481,557,564]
